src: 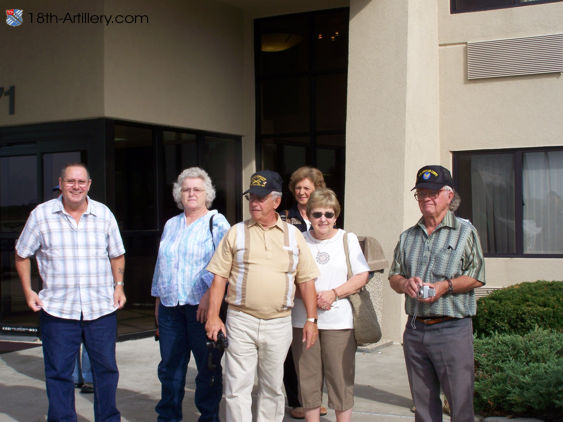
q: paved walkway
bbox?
[0,337,443,421]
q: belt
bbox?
[415,316,457,325]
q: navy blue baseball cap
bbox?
[243,170,283,197]
[412,165,455,191]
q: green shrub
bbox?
[473,281,563,338]
[474,328,563,421]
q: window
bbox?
[454,148,563,257]
[114,124,156,230]
[255,9,348,212]
[452,0,562,13]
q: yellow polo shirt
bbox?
[207,215,319,319]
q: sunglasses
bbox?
[311,211,335,219]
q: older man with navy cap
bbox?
[205,170,319,422]
[389,165,485,421]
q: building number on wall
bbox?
[0,86,15,115]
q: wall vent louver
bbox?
[467,33,563,79]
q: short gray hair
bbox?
[449,190,461,212]
[172,167,216,210]
[270,191,282,199]
[60,163,90,180]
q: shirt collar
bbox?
[51,196,96,216]
[417,210,458,232]
[248,212,285,231]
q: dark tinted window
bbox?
[451,0,562,13]
[454,147,563,256]
[255,9,348,214]
[114,124,156,230]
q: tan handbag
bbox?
[343,232,382,346]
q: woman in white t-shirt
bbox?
[292,188,370,422]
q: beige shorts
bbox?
[291,328,356,410]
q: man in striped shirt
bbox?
[15,163,126,422]
[389,165,485,422]
[205,170,319,422]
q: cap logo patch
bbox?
[418,169,438,180]
[250,174,267,187]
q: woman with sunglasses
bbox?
[291,188,369,422]
[281,166,327,419]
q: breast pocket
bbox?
[431,246,460,279]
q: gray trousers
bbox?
[403,317,475,422]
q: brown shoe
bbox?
[320,406,328,416]
[289,407,305,419]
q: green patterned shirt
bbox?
[389,211,485,318]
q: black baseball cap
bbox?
[243,170,283,197]
[412,165,455,191]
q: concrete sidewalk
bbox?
[0,337,437,422]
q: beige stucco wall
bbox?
[103,0,245,135]
[0,0,250,137]
[345,0,442,341]
[0,0,105,126]
[438,0,563,286]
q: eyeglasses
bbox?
[63,179,89,187]
[244,193,270,202]
[182,187,205,194]
[414,189,448,201]
[311,211,335,219]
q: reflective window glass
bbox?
[114,125,156,230]
[0,156,38,233]
[42,152,82,200]
[260,77,310,135]
[161,131,197,224]
[201,136,241,224]
[523,150,563,253]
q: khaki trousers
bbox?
[224,309,292,422]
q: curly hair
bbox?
[288,166,326,194]
[172,167,216,210]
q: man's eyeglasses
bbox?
[62,179,89,187]
[182,187,205,194]
[414,189,449,201]
[244,194,270,202]
[311,211,335,219]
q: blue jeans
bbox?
[73,345,93,384]
[156,304,223,422]
[40,310,120,422]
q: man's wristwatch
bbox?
[114,281,124,287]
[306,317,318,324]
[446,279,453,293]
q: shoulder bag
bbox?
[343,232,382,346]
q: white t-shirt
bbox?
[292,229,370,330]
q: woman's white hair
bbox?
[172,167,216,210]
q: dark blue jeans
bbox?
[40,310,120,422]
[156,304,223,422]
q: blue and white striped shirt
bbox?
[15,197,125,321]
[151,210,230,306]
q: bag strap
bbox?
[343,231,352,280]
[209,214,216,251]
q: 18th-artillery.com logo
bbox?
[6,9,23,27]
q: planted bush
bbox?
[473,281,562,338]
[474,328,563,421]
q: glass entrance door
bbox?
[0,146,84,335]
